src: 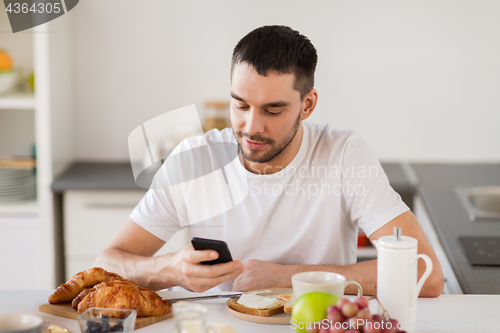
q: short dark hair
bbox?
[231,25,318,100]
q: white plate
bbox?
[0,175,35,182]
[0,185,36,194]
[0,169,34,176]
[0,177,36,187]
[0,182,36,189]
[0,194,36,202]
[0,189,36,195]
[0,191,36,198]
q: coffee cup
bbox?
[292,271,363,299]
[0,314,43,333]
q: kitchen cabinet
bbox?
[0,12,74,288]
[63,190,190,281]
[0,216,41,289]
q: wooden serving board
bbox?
[39,303,173,329]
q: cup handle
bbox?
[345,280,363,297]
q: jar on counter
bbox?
[203,101,230,131]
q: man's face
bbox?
[230,63,304,165]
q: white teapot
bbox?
[373,227,433,333]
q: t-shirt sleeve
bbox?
[129,167,182,242]
[341,135,409,236]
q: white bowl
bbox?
[0,71,18,95]
[0,314,43,333]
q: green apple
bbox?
[291,292,340,333]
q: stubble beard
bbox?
[234,112,302,164]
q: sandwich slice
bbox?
[229,294,284,317]
[277,294,295,314]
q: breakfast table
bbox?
[1,289,499,333]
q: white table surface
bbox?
[1,290,499,333]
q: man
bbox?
[94,25,444,296]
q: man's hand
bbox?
[170,245,244,293]
[232,259,290,291]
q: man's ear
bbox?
[300,88,318,121]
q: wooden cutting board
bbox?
[38,303,173,329]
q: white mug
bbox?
[292,271,363,299]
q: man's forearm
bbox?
[93,248,177,291]
[233,259,377,294]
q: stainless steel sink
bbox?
[455,187,500,221]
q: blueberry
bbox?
[110,324,123,332]
[90,325,101,333]
[87,322,101,333]
[100,322,110,333]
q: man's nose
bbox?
[245,109,264,135]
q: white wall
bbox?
[68,0,500,162]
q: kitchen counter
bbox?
[411,163,500,294]
[1,289,499,333]
[51,162,414,204]
[51,162,142,192]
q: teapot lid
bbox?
[377,227,418,249]
[378,235,418,249]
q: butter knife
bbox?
[166,290,269,303]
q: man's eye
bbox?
[236,105,249,110]
[265,110,282,116]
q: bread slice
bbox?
[228,301,284,317]
[277,294,295,314]
[277,294,293,303]
[284,302,294,314]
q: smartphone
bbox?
[191,237,233,265]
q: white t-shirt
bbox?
[130,122,409,291]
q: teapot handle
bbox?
[410,253,433,307]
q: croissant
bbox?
[72,288,93,310]
[72,280,138,310]
[49,267,124,304]
[77,282,172,317]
